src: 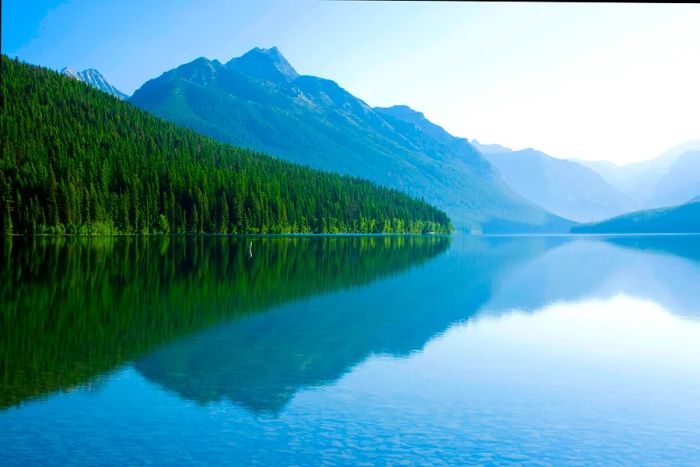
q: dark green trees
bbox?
[571,199,700,234]
[0,235,451,408]
[0,56,451,235]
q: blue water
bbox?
[2,235,700,465]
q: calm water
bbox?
[2,235,700,465]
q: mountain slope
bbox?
[61,66,127,99]
[572,199,700,234]
[129,47,572,233]
[471,140,514,155]
[647,150,700,208]
[575,140,700,207]
[474,145,634,223]
[0,55,451,235]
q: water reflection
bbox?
[133,235,700,415]
[0,235,450,409]
[134,236,547,414]
[2,234,700,465]
[483,236,700,318]
[605,235,700,264]
[324,294,700,465]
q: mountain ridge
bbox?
[130,47,573,233]
[2,55,451,235]
[226,46,299,81]
[647,150,700,208]
[572,198,700,234]
[61,66,127,99]
[573,140,700,207]
[471,143,635,223]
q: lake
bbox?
[2,234,700,465]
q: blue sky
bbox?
[4,1,699,164]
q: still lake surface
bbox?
[1,234,700,465]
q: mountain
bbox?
[1,55,451,235]
[647,150,700,208]
[572,198,700,234]
[61,66,127,99]
[471,140,514,155]
[129,47,572,233]
[574,140,700,207]
[227,46,299,81]
[472,144,634,223]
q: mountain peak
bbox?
[61,66,126,99]
[182,56,221,72]
[226,46,299,81]
[166,57,226,87]
[79,68,108,83]
[61,67,79,79]
[253,46,283,59]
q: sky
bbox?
[3,1,699,165]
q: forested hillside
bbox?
[130,47,572,232]
[0,56,451,235]
[572,199,700,234]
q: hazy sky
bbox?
[4,1,699,165]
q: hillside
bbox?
[475,146,634,223]
[0,55,451,235]
[129,47,571,233]
[647,150,700,208]
[572,199,700,234]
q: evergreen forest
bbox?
[0,56,452,235]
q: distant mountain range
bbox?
[61,67,127,99]
[56,47,698,233]
[471,141,634,223]
[646,150,700,209]
[572,197,700,234]
[471,138,700,224]
[128,47,572,233]
[573,141,700,209]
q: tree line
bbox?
[0,56,452,235]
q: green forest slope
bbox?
[0,56,451,235]
[572,199,700,234]
[130,48,572,232]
